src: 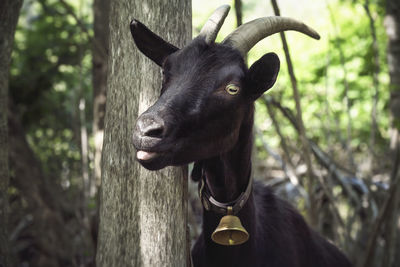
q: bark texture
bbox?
[92,0,109,190]
[0,0,23,265]
[386,0,400,128]
[96,0,191,266]
[384,1,400,266]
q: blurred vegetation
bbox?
[6,0,400,266]
[11,0,93,186]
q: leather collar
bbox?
[198,170,253,215]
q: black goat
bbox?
[130,5,352,267]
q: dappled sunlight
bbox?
[3,0,400,266]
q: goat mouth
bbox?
[135,149,170,171]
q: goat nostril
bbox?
[137,115,166,139]
[144,127,164,138]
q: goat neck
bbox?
[195,104,257,260]
[200,104,254,203]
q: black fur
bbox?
[130,20,352,267]
[192,181,352,267]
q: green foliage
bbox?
[242,0,390,159]
[10,0,93,183]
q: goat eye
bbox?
[225,84,240,95]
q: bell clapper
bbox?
[227,207,234,245]
[228,231,234,245]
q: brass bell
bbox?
[211,206,249,246]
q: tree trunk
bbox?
[96,1,191,266]
[0,0,23,265]
[383,1,400,266]
[359,1,400,266]
[92,0,109,192]
[386,0,400,132]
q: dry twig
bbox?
[270,0,319,226]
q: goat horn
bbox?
[222,17,320,55]
[199,5,231,44]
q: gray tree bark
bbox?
[386,0,400,131]
[96,0,191,266]
[0,0,23,265]
[359,1,400,267]
[92,0,109,192]
[383,1,400,266]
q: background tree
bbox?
[382,0,400,265]
[96,0,191,266]
[0,0,23,265]
[92,0,109,194]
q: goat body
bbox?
[188,105,351,267]
[192,181,352,267]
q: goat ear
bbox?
[246,53,280,99]
[130,19,179,67]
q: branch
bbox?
[363,0,381,154]
[379,130,400,267]
[262,97,296,168]
[271,0,319,225]
[255,126,301,186]
[326,2,355,168]
[265,96,361,205]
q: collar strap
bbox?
[198,171,253,215]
